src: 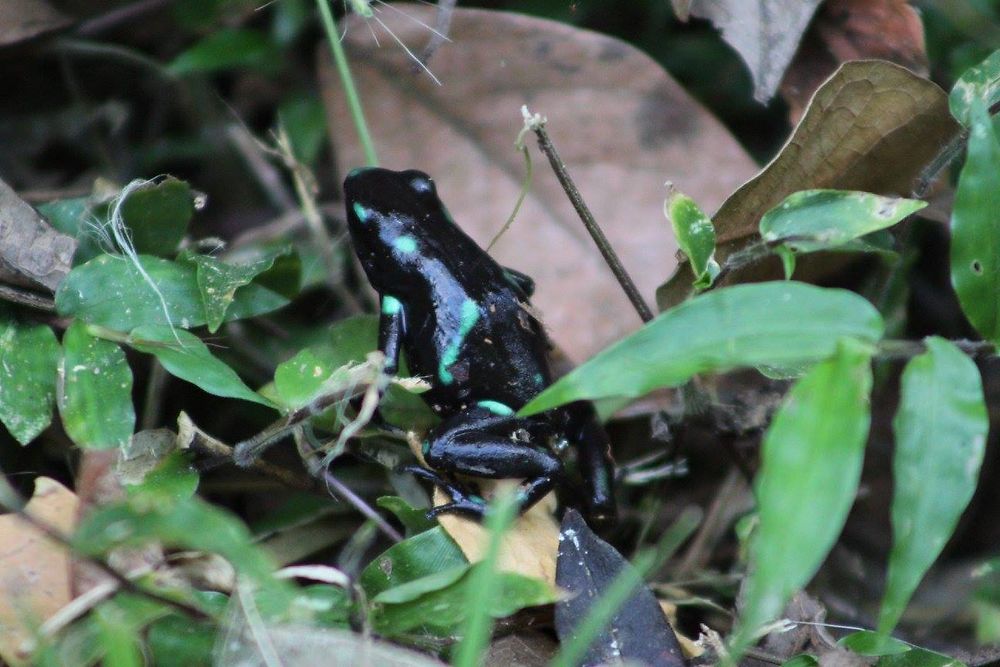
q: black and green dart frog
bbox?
[345,167,616,525]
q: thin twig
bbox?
[913,100,1000,198]
[877,338,996,360]
[0,284,56,311]
[522,107,655,323]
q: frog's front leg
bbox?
[418,405,562,519]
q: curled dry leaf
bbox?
[781,0,928,123]
[0,478,79,667]
[0,178,76,291]
[686,0,823,103]
[659,60,960,308]
[324,5,755,361]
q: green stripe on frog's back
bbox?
[438,298,481,384]
[477,400,514,416]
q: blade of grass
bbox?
[316,0,378,166]
[451,492,519,667]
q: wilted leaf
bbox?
[521,282,883,415]
[58,321,134,450]
[949,48,1000,126]
[759,189,925,253]
[0,177,77,290]
[0,312,59,444]
[879,337,987,633]
[780,0,928,122]
[659,61,959,308]
[327,5,756,361]
[56,254,288,332]
[950,101,1000,344]
[732,340,872,653]
[554,509,684,667]
[687,0,823,103]
[0,478,78,667]
[127,325,275,408]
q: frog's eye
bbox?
[407,173,436,196]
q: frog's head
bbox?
[344,166,449,290]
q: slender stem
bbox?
[525,112,655,323]
[0,284,56,311]
[316,0,378,167]
[877,338,995,360]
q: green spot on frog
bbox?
[382,295,402,315]
[477,400,514,416]
[352,201,369,222]
[438,299,481,384]
[394,235,418,254]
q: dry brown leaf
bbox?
[0,478,79,667]
[0,178,76,291]
[324,5,755,361]
[687,0,823,103]
[0,0,71,46]
[781,0,928,123]
[658,60,960,308]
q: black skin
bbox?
[344,167,616,525]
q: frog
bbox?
[344,166,616,525]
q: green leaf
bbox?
[127,325,275,408]
[0,313,60,444]
[58,321,134,450]
[273,315,377,407]
[839,631,910,657]
[37,196,105,265]
[169,28,282,75]
[879,337,988,633]
[279,95,328,165]
[360,526,467,599]
[781,656,818,667]
[521,282,883,415]
[187,245,294,332]
[118,178,194,256]
[949,48,1000,126]
[377,496,436,536]
[731,340,873,652]
[128,450,200,501]
[147,615,215,667]
[56,254,288,332]
[877,647,966,667]
[950,100,1000,344]
[665,190,719,290]
[371,565,558,637]
[759,189,925,254]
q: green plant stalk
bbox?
[452,492,519,667]
[551,549,658,667]
[315,0,378,166]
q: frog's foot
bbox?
[398,464,487,519]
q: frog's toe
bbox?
[427,498,487,520]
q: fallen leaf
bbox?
[781,0,928,123]
[0,478,79,667]
[554,509,685,667]
[687,0,823,103]
[325,5,756,361]
[0,0,71,47]
[0,178,77,291]
[658,60,959,308]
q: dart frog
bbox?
[345,167,615,525]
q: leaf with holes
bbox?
[950,100,1000,344]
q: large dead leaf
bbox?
[781,0,928,123]
[658,60,960,308]
[0,178,76,291]
[324,6,755,361]
[685,0,823,103]
[0,478,79,667]
[0,0,71,47]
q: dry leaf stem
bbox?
[524,110,656,323]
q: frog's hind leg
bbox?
[419,405,561,519]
